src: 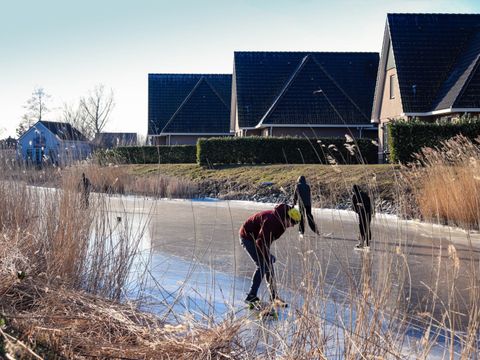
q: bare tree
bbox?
[80,84,114,138]
[16,87,51,137]
[62,101,93,140]
[16,115,34,138]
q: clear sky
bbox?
[1,0,480,138]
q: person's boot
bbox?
[355,243,364,250]
[244,293,260,305]
[272,297,288,308]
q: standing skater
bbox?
[352,185,372,249]
[293,176,319,237]
[80,173,92,208]
[239,203,301,306]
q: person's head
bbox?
[286,207,301,227]
[273,203,301,228]
[297,175,306,184]
[352,184,361,195]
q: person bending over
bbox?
[239,203,301,307]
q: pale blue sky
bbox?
[1,0,479,137]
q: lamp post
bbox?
[313,89,345,123]
[313,89,355,138]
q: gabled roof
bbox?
[94,132,137,147]
[386,13,480,114]
[233,51,379,128]
[39,121,88,141]
[148,74,232,135]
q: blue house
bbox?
[18,120,91,166]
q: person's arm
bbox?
[352,194,358,213]
[368,194,374,216]
[255,221,272,259]
[293,187,298,206]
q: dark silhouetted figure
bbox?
[293,176,318,236]
[239,203,301,306]
[352,185,372,248]
[80,173,91,208]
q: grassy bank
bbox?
[122,163,398,206]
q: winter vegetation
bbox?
[0,136,479,358]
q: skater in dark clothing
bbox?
[80,173,91,208]
[239,203,301,306]
[352,185,372,248]
[293,176,319,236]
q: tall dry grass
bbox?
[0,163,243,359]
[1,137,479,359]
[402,135,480,228]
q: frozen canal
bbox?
[103,195,480,332]
[98,193,480,356]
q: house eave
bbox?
[149,132,233,136]
[404,108,480,117]
[255,123,376,129]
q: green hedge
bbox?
[95,145,197,164]
[388,121,480,163]
[196,137,377,165]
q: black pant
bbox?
[299,205,318,235]
[82,191,90,208]
[240,237,276,299]
[358,211,372,246]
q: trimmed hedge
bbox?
[388,121,480,163]
[95,145,197,164]
[196,137,377,165]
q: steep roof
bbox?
[94,132,137,147]
[148,74,232,135]
[386,13,480,113]
[39,121,88,141]
[233,51,379,128]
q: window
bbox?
[389,74,396,99]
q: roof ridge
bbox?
[257,55,312,127]
[39,120,69,125]
[388,13,480,16]
[234,51,378,55]
[432,29,480,110]
[309,56,370,121]
[162,77,229,133]
[161,77,206,133]
[454,53,480,107]
[149,73,231,77]
[202,77,230,109]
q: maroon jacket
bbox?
[239,203,291,255]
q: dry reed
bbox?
[0,166,244,359]
[402,135,480,228]
[1,139,479,359]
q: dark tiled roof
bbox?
[94,132,137,147]
[387,13,480,112]
[39,121,88,141]
[148,74,232,134]
[234,52,379,128]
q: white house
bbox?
[18,120,91,166]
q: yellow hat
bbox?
[287,207,301,222]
